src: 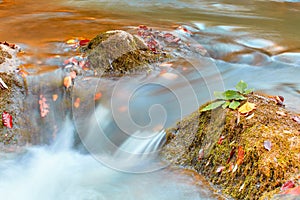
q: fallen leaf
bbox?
[281,180,295,191]
[70,71,76,79]
[2,111,13,129]
[238,102,256,114]
[74,97,80,108]
[39,95,49,118]
[236,146,244,165]
[198,149,204,161]
[52,94,58,101]
[0,78,8,89]
[66,39,77,44]
[94,92,102,101]
[292,116,300,124]
[276,111,286,116]
[281,185,300,195]
[216,166,225,173]
[264,140,272,151]
[227,146,236,164]
[269,95,284,106]
[217,136,225,145]
[79,39,90,46]
[246,113,255,120]
[64,76,72,89]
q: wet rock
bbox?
[0,43,26,149]
[81,30,163,76]
[161,93,300,200]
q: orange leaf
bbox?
[52,94,58,102]
[74,97,80,108]
[94,92,102,101]
[238,102,256,114]
[236,146,244,166]
[64,76,72,89]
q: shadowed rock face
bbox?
[161,93,300,200]
[82,30,162,76]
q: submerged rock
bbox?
[161,93,300,200]
[81,30,163,76]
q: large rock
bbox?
[82,30,162,76]
[161,93,300,200]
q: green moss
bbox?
[161,93,300,200]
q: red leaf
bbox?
[236,146,244,166]
[227,147,236,164]
[2,111,13,129]
[281,180,295,191]
[218,136,225,145]
[79,39,90,46]
[281,185,300,195]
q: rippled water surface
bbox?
[0,0,300,199]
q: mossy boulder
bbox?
[161,93,300,200]
[82,30,163,76]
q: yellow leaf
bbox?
[238,102,256,114]
[63,76,72,89]
[52,94,58,102]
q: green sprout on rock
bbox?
[201,80,254,112]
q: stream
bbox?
[0,0,300,199]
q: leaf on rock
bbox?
[2,111,13,129]
[264,140,272,151]
[52,94,58,102]
[94,92,102,101]
[222,101,230,109]
[229,100,240,110]
[292,116,300,124]
[238,102,256,114]
[39,95,49,118]
[281,186,300,195]
[200,100,225,112]
[236,146,244,166]
[64,76,72,89]
[281,180,295,191]
[223,90,246,101]
[74,97,80,108]
[235,80,248,94]
[216,166,226,173]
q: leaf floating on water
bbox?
[63,76,72,89]
[264,140,272,151]
[281,180,295,191]
[238,102,256,114]
[0,78,8,89]
[39,95,49,118]
[236,146,244,166]
[216,166,225,173]
[74,97,80,108]
[2,111,13,129]
[292,116,300,124]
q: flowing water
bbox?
[0,0,300,199]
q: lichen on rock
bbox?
[161,93,300,200]
[81,30,165,76]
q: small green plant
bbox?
[201,80,253,112]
